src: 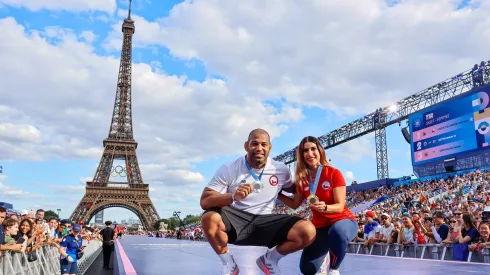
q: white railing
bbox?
[347,242,490,263]
[77,240,103,275]
[0,239,102,275]
[427,189,447,203]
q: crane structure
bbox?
[274,61,490,179]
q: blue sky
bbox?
[0,0,487,224]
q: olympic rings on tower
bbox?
[105,164,133,177]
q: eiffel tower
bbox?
[70,0,160,230]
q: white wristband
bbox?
[231,192,236,202]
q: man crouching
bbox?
[200,129,316,275]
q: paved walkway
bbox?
[85,249,113,275]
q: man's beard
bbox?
[254,158,265,165]
[251,153,266,166]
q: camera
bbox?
[482,206,490,223]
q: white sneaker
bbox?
[315,254,329,275]
[221,256,239,275]
[221,262,239,275]
[256,253,282,275]
[328,269,340,275]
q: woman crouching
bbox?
[278,136,357,275]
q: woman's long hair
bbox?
[15,218,33,241]
[295,136,330,189]
[461,213,476,237]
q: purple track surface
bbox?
[117,236,490,275]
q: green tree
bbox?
[153,218,181,231]
[166,217,180,229]
[182,214,201,226]
[127,226,139,232]
[154,214,203,230]
[44,210,59,219]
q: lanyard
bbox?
[74,236,80,249]
[309,165,323,196]
[244,156,265,181]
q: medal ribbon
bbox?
[309,165,323,196]
[244,156,265,181]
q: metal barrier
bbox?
[348,242,490,263]
[0,239,102,275]
[77,240,103,275]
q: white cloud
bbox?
[79,177,93,185]
[0,174,80,216]
[107,0,490,115]
[345,171,355,181]
[0,174,44,200]
[0,123,44,161]
[141,163,205,184]
[0,0,116,13]
[0,123,40,143]
[0,17,301,162]
[0,17,302,216]
[328,136,376,164]
[56,185,86,194]
[79,31,96,44]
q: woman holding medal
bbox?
[278,136,357,275]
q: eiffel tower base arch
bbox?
[87,203,148,228]
[69,182,159,230]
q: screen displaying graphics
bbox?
[410,86,490,165]
[94,210,104,224]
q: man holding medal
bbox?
[278,136,357,275]
[200,129,316,275]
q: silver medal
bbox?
[253,180,263,193]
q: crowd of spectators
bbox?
[275,203,311,219]
[275,169,490,261]
[346,185,392,208]
[0,207,102,263]
[162,226,205,241]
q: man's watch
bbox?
[323,205,328,212]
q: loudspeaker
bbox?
[401,127,410,144]
[445,165,454,172]
[444,159,456,172]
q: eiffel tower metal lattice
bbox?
[69,0,160,229]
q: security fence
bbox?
[0,239,102,275]
[77,240,103,274]
[347,242,490,264]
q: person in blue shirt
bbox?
[60,223,85,275]
[426,211,449,243]
[0,207,6,246]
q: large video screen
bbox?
[410,86,490,166]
